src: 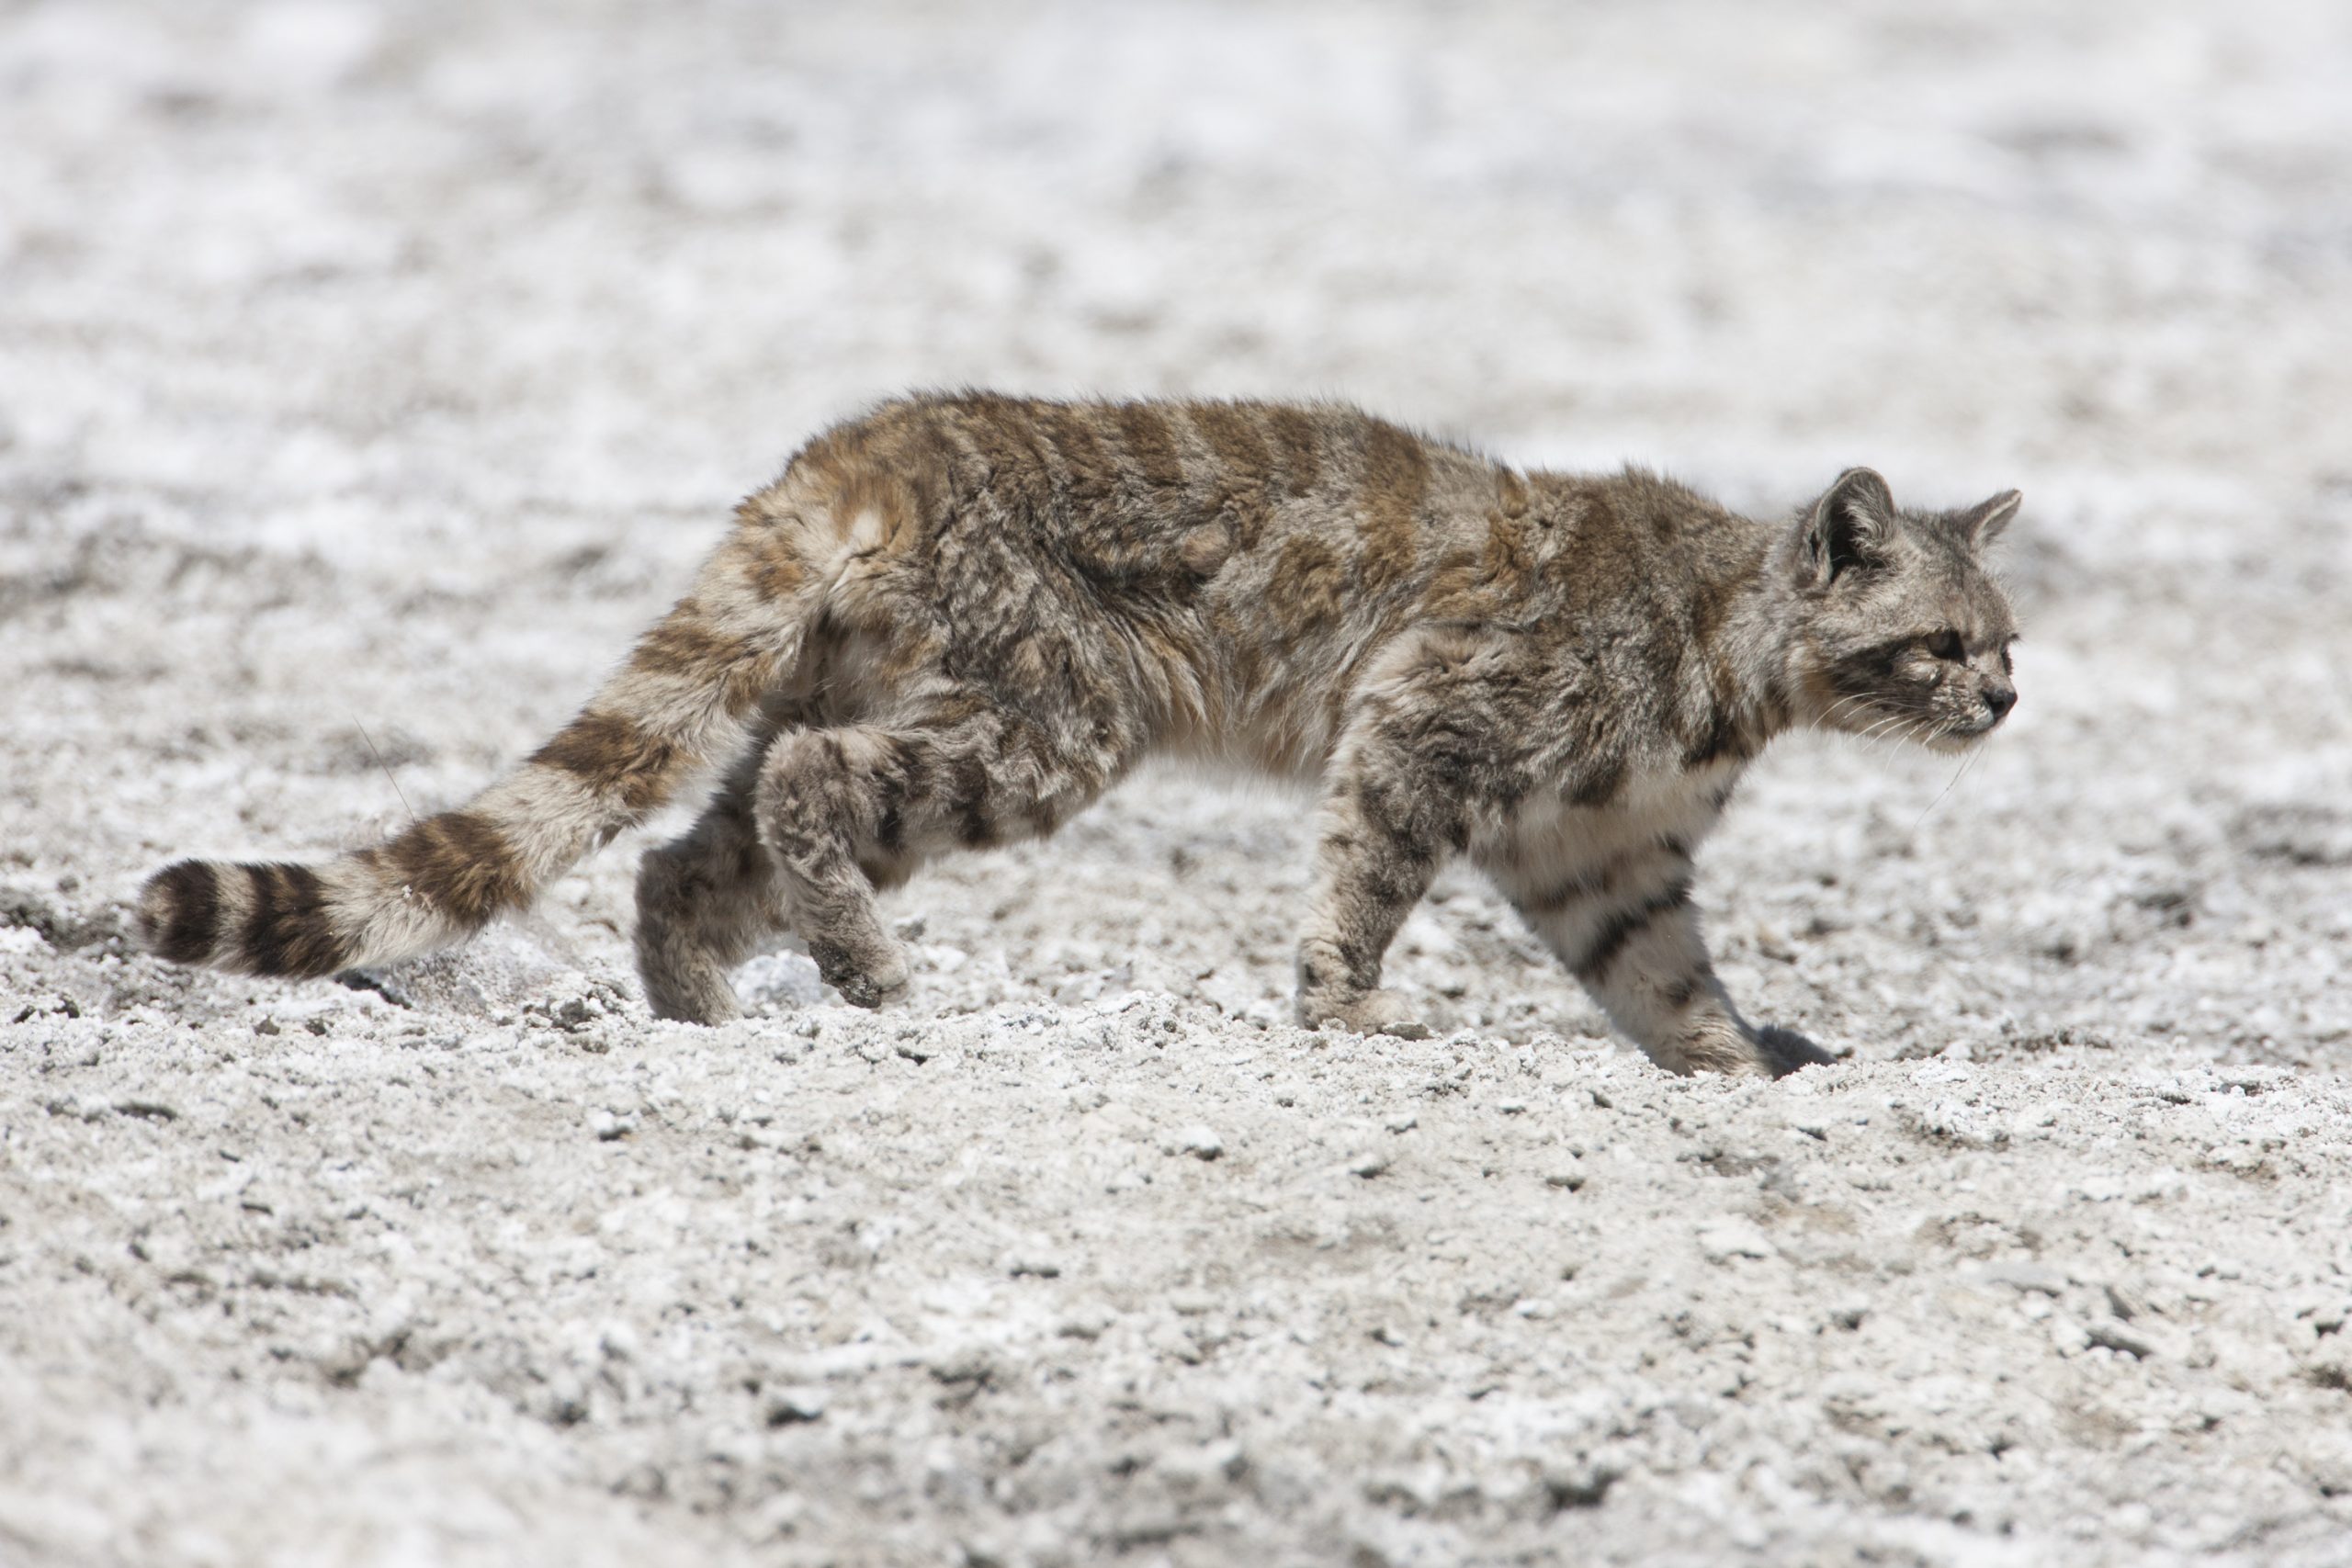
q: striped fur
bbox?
[138,536,808,980]
[141,394,2021,1077]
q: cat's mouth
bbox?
[1827,701,1996,753]
[1824,700,1943,748]
[1929,710,2010,752]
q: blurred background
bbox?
[4,0,2350,1060]
[12,1,2350,525]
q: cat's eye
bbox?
[1926,630,1964,661]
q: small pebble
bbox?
[1170,1125,1224,1160]
[928,1349,996,1387]
[1979,1263,2066,1296]
[763,1387,828,1426]
[1697,1219,1776,1262]
[1057,1307,1115,1340]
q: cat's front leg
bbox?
[1491,836,1828,1077]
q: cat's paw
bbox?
[810,941,910,1010]
[1303,987,1432,1040]
[1753,1023,1838,1077]
[641,968,746,1026]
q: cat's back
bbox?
[759,392,1507,581]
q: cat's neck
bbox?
[1712,528,1808,751]
[1540,467,1805,749]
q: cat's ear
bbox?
[1953,489,2021,552]
[1797,467,1894,588]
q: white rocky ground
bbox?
[5,2,2352,1563]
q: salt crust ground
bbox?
[4,2,2351,1564]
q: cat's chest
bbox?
[1605,754,1743,841]
[1497,754,1745,867]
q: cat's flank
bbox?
[139,393,2020,1077]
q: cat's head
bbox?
[1785,468,2020,753]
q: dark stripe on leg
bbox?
[1574,876,1693,982]
[1525,839,1687,917]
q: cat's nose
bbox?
[1983,686,2017,722]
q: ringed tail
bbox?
[136,533,804,979]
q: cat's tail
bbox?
[137,527,810,980]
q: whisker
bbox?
[1949,732,1991,794]
[1913,748,1973,829]
[1815,694,1870,735]
[352,716,419,829]
[1823,694,1875,731]
[1855,713,1914,749]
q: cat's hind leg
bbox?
[752,689,1121,1007]
[1295,682,1493,1040]
[633,725,786,1024]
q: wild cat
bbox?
[138,393,2019,1077]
